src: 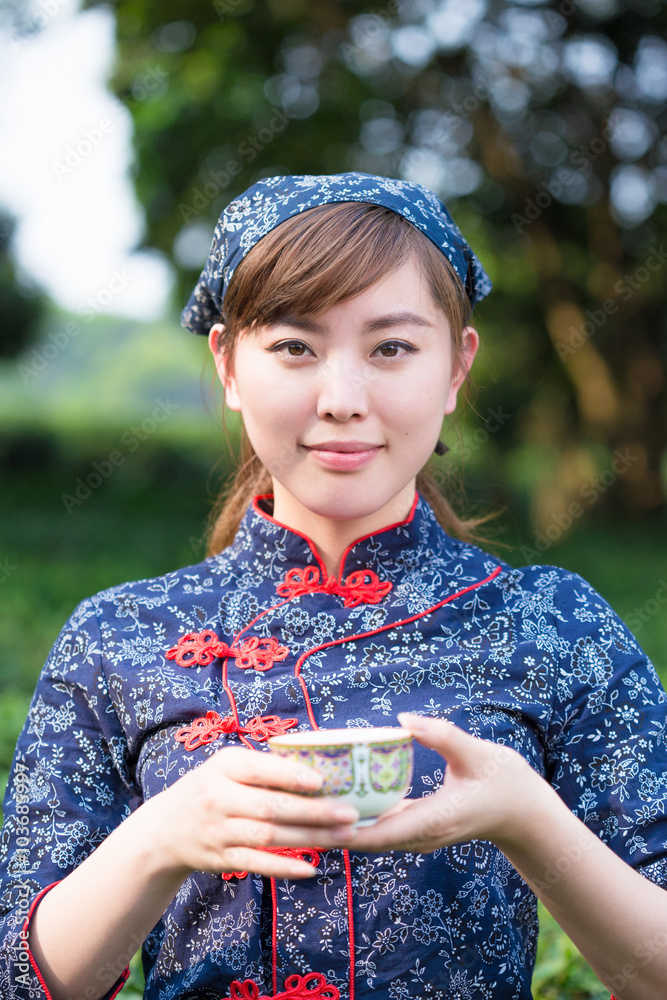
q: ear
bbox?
[443,326,479,415]
[208,324,241,412]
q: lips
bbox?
[303,442,383,471]
[304,441,382,453]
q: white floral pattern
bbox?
[180,172,492,337]
[1,492,666,1000]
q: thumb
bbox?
[397,713,480,767]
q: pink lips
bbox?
[304,441,383,471]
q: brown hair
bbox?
[206,201,487,555]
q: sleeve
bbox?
[543,570,667,886]
[0,598,142,999]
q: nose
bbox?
[316,356,370,421]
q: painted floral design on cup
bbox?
[268,727,414,826]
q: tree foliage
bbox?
[0,215,46,358]
[59,1,667,521]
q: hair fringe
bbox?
[203,202,497,556]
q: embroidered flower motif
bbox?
[166,631,290,672]
[175,713,298,751]
[175,711,237,751]
[222,846,321,883]
[234,636,289,672]
[226,971,339,999]
[166,630,232,667]
[242,714,298,742]
[339,570,393,606]
[277,566,325,600]
[276,565,392,607]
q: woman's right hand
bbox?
[139,746,359,881]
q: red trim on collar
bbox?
[252,491,419,583]
[252,495,328,578]
[335,489,419,579]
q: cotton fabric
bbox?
[180,172,493,337]
[1,494,666,1000]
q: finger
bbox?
[222,816,358,851]
[373,797,413,819]
[223,783,359,828]
[217,846,320,880]
[351,795,454,853]
[397,713,481,767]
[220,747,324,794]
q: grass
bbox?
[1,444,665,999]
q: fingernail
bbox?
[398,712,425,732]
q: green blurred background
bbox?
[1,0,666,996]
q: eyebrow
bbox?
[269,311,435,333]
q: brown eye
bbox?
[379,343,400,357]
[287,342,306,356]
[377,341,416,358]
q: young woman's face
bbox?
[209,258,478,529]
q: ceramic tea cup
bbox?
[268,727,413,826]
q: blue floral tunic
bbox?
[1,492,666,1000]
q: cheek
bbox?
[379,368,451,426]
[234,359,287,417]
[235,375,307,461]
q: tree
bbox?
[83,0,667,522]
[0,215,45,358]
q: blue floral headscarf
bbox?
[181,171,492,336]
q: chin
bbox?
[304,498,378,523]
[295,480,391,523]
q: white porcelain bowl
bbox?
[268,727,414,826]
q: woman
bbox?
[1,173,666,1000]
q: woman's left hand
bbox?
[351,713,667,1000]
[351,712,548,855]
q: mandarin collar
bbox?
[229,491,450,584]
